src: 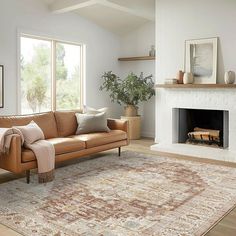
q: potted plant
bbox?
[100,71,155,116]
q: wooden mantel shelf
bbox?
[155,84,236,89]
[118,56,155,61]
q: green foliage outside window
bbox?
[21,41,81,113]
[21,44,51,113]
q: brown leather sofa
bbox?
[0,111,129,183]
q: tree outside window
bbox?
[20,36,83,114]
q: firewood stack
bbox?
[187,127,220,146]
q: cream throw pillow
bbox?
[75,112,110,134]
[83,106,109,117]
[14,121,45,144]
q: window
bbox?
[20,35,84,114]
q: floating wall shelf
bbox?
[155,84,236,89]
[118,56,155,61]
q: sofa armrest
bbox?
[107,118,129,133]
[0,134,22,173]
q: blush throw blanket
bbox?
[0,122,55,183]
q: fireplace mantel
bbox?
[152,84,236,162]
[155,84,236,89]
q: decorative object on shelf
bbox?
[165,78,178,84]
[176,70,184,84]
[183,72,194,84]
[100,71,155,117]
[224,71,235,84]
[0,65,3,108]
[121,116,141,140]
[149,45,156,57]
[185,37,218,84]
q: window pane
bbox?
[21,37,52,114]
[56,42,81,110]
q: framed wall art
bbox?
[0,65,3,108]
[185,37,218,84]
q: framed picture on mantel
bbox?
[0,65,4,108]
[185,37,218,84]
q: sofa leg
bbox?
[118,147,121,156]
[26,170,30,184]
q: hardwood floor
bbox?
[0,138,236,235]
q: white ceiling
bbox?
[42,0,155,35]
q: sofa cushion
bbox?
[0,112,58,139]
[69,130,127,148]
[47,138,85,155]
[21,138,86,162]
[54,110,82,137]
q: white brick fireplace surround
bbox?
[151,88,236,163]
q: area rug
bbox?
[0,151,236,236]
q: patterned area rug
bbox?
[0,151,236,236]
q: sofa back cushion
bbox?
[54,110,82,137]
[0,112,58,139]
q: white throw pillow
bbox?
[13,121,45,144]
[75,112,110,135]
[83,106,109,117]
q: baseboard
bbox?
[141,131,155,138]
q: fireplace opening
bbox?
[174,108,229,149]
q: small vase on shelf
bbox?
[224,71,235,84]
[149,45,155,57]
[183,72,194,84]
[176,70,184,84]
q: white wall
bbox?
[0,0,122,117]
[156,0,236,84]
[120,22,155,138]
[155,0,236,142]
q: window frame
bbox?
[18,32,85,114]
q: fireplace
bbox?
[174,108,229,149]
[151,88,236,161]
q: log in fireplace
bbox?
[176,108,229,148]
[187,127,221,146]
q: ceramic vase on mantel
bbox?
[224,71,235,84]
[176,70,184,84]
[183,72,194,84]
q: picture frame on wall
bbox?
[185,37,218,84]
[0,65,4,108]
